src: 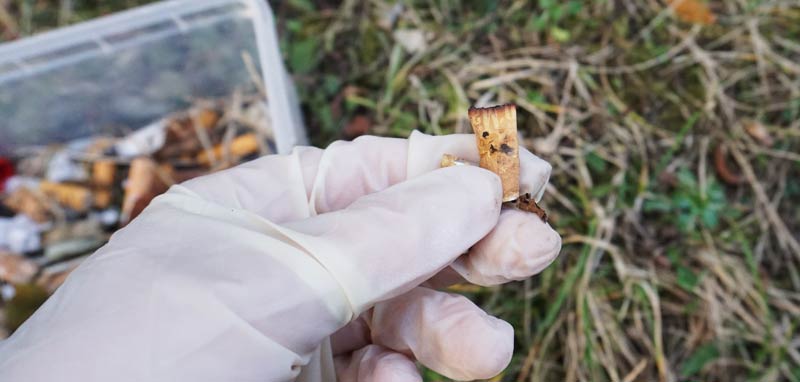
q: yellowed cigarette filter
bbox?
[92,159,116,187]
[93,190,112,209]
[3,187,50,223]
[194,107,221,130]
[468,104,519,202]
[196,133,260,166]
[121,158,171,224]
[39,181,92,212]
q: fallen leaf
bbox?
[744,121,774,146]
[667,0,716,25]
[658,170,679,188]
[713,145,743,185]
[3,187,51,223]
[344,115,372,139]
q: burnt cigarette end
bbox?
[504,192,548,223]
[468,104,519,202]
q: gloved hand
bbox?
[0,131,561,382]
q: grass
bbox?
[3,0,800,381]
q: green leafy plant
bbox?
[528,0,583,42]
[681,343,720,378]
[644,168,730,233]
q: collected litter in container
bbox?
[0,0,306,335]
[0,94,275,334]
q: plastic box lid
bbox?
[0,0,306,155]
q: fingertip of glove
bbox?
[474,316,514,379]
[441,312,514,380]
[519,150,552,202]
[436,165,502,211]
[372,353,423,382]
[455,209,562,286]
[515,215,562,270]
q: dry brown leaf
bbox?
[667,0,716,25]
[714,145,743,185]
[744,121,774,146]
[343,115,372,139]
[508,192,548,223]
[39,182,92,212]
[3,187,51,223]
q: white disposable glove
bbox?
[0,131,561,382]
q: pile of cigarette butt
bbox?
[0,95,273,337]
[443,104,548,221]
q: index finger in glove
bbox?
[309,132,552,213]
[181,132,552,222]
[281,165,502,315]
[183,132,559,287]
[449,208,561,286]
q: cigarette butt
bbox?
[196,134,260,166]
[3,187,50,223]
[154,108,219,160]
[39,181,92,212]
[468,104,520,202]
[93,190,112,209]
[121,158,170,224]
[195,108,221,130]
[92,160,116,187]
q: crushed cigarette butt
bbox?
[442,103,549,222]
[39,182,92,212]
[468,104,519,202]
[92,160,116,187]
[196,133,260,166]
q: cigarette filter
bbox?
[196,133,260,166]
[468,104,519,202]
[121,158,171,224]
[92,160,116,187]
[39,181,92,212]
[3,187,50,223]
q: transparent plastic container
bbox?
[0,0,306,155]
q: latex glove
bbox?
[0,131,560,382]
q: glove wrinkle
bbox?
[308,137,408,215]
[158,186,357,324]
